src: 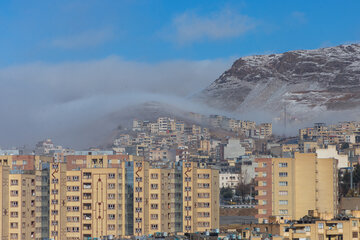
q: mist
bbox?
[0,56,233,149]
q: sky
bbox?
[0,0,359,148]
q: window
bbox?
[135,177,142,182]
[352,220,358,227]
[72,176,79,181]
[185,216,191,220]
[262,172,267,177]
[151,184,158,190]
[151,194,158,199]
[108,183,115,189]
[135,197,142,202]
[135,218,142,223]
[279,181,288,186]
[11,180,18,185]
[262,200,267,205]
[262,190,267,196]
[337,223,343,229]
[135,208,142,213]
[135,187,142,192]
[108,214,115,220]
[151,173,158,179]
[108,224,115,230]
[185,187,191,191]
[353,232,358,238]
[151,204,158,209]
[279,209,288,215]
[10,201,18,207]
[151,214,158,220]
[136,162,142,167]
[185,196,191,201]
[279,172,288,177]
[108,194,115,199]
[279,200,288,205]
[262,181,267,186]
[10,212,18,218]
[72,186,79,191]
[151,224,158,230]
[279,162,288,168]
[108,204,115,209]
[279,191,288,196]
[262,163,267,167]
[185,177,191,182]
[108,173,115,179]
[318,223,324,229]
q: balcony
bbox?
[83,224,92,230]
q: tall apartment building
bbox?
[0,157,50,240]
[182,162,219,233]
[8,172,37,240]
[256,153,338,223]
[48,159,219,239]
[0,166,9,239]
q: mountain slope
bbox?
[197,44,360,121]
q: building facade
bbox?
[256,153,338,223]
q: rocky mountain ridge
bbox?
[198,44,360,122]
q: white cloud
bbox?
[51,28,114,49]
[0,57,232,148]
[167,8,256,44]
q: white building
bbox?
[219,172,240,189]
[224,138,245,160]
[316,145,349,168]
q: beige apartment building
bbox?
[0,166,9,240]
[8,172,37,240]
[256,153,338,223]
[182,162,219,233]
[48,159,219,239]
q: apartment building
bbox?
[8,172,36,240]
[65,154,144,170]
[256,153,338,223]
[48,159,219,239]
[35,164,50,240]
[0,166,9,239]
[182,161,219,233]
[219,172,240,189]
[237,214,360,240]
[0,155,52,171]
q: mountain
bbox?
[197,44,360,122]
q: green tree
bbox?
[220,187,233,199]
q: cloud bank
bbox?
[0,57,232,148]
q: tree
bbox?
[220,187,233,200]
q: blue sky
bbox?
[0,0,359,148]
[1,0,359,66]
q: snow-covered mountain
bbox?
[197,44,360,122]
